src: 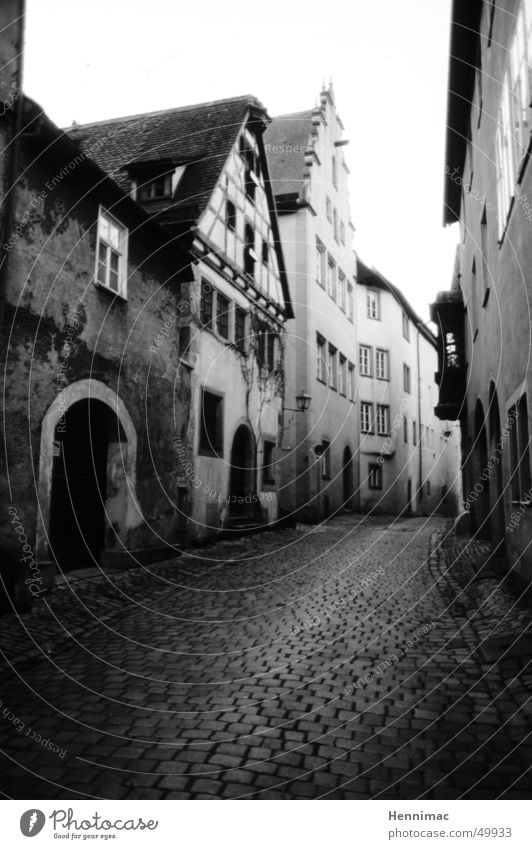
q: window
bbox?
[234,307,247,351]
[347,282,354,322]
[241,137,258,202]
[377,405,389,436]
[257,324,277,370]
[426,480,431,496]
[361,402,374,434]
[327,256,337,300]
[403,363,411,393]
[326,197,332,221]
[262,440,275,485]
[216,293,229,339]
[328,345,338,389]
[338,269,346,311]
[262,241,269,266]
[359,345,372,377]
[317,334,327,382]
[321,440,331,479]
[480,206,490,305]
[376,348,388,380]
[244,222,255,277]
[509,395,531,501]
[200,281,214,328]
[367,289,380,319]
[413,420,417,445]
[347,363,355,401]
[340,221,345,245]
[199,390,223,457]
[339,355,347,396]
[137,172,173,201]
[316,238,326,287]
[95,209,128,298]
[225,199,236,231]
[333,208,339,242]
[403,415,408,443]
[402,311,410,340]
[332,155,338,189]
[178,325,190,358]
[368,463,382,489]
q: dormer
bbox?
[123,158,187,203]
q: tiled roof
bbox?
[264,111,313,199]
[66,96,265,223]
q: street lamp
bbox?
[284,391,311,413]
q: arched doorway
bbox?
[228,424,257,520]
[342,446,354,510]
[488,384,506,549]
[473,399,490,539]
[37,379,142,568]
[49,399,124,568]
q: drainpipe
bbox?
[416,327,423,506]
[0,0,26,336]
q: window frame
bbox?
[368,463,382,490]
[359,344,372,377]
[376,348,389,380]
[376,404,389,437]
[198,389,224,458]
[95,207,128,299]
[360,401,374,434]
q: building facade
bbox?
[0,94,195,606]
[432,0,532,589]
[357,262,461,516]
[265,85,359,522]
[69,96,293,539]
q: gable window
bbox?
[376,348,389,380]
[377,404,389,436]
[234,307,247,351]
[403,415,408,442]
[367,289,380,319]
[340,221,346,245]
[403,363,411,393]
[326,196,332,222]
[332,155,338,189]
[359,345,372,377]
[241,137,258,202]
[368,463,382,489]
[509,395,532,501]
[328,345,338,390]
[226,199,237,231]
[244,222,256,277]
[200,281,214,328]
[262,440,276,485]
[316,238,326,287]
[402,311,410,340]
[347,363,355,401]
[333,208,339,242]
[317,334,327,382]
[199,390,224,457]
[361,402,374,434]
[216,293,230,339]
[95,208,128,298]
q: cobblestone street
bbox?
[1,513,531,800]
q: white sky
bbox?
[23,0,458,321]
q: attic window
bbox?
[138,173,173,201]
[240,136,259,203]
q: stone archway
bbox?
[228,423,256,519]
[342,446,354,510]
[488,383,506,549]
[37,379,142,566]
[473,399,490,539]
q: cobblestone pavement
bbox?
[0,513,531,800]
